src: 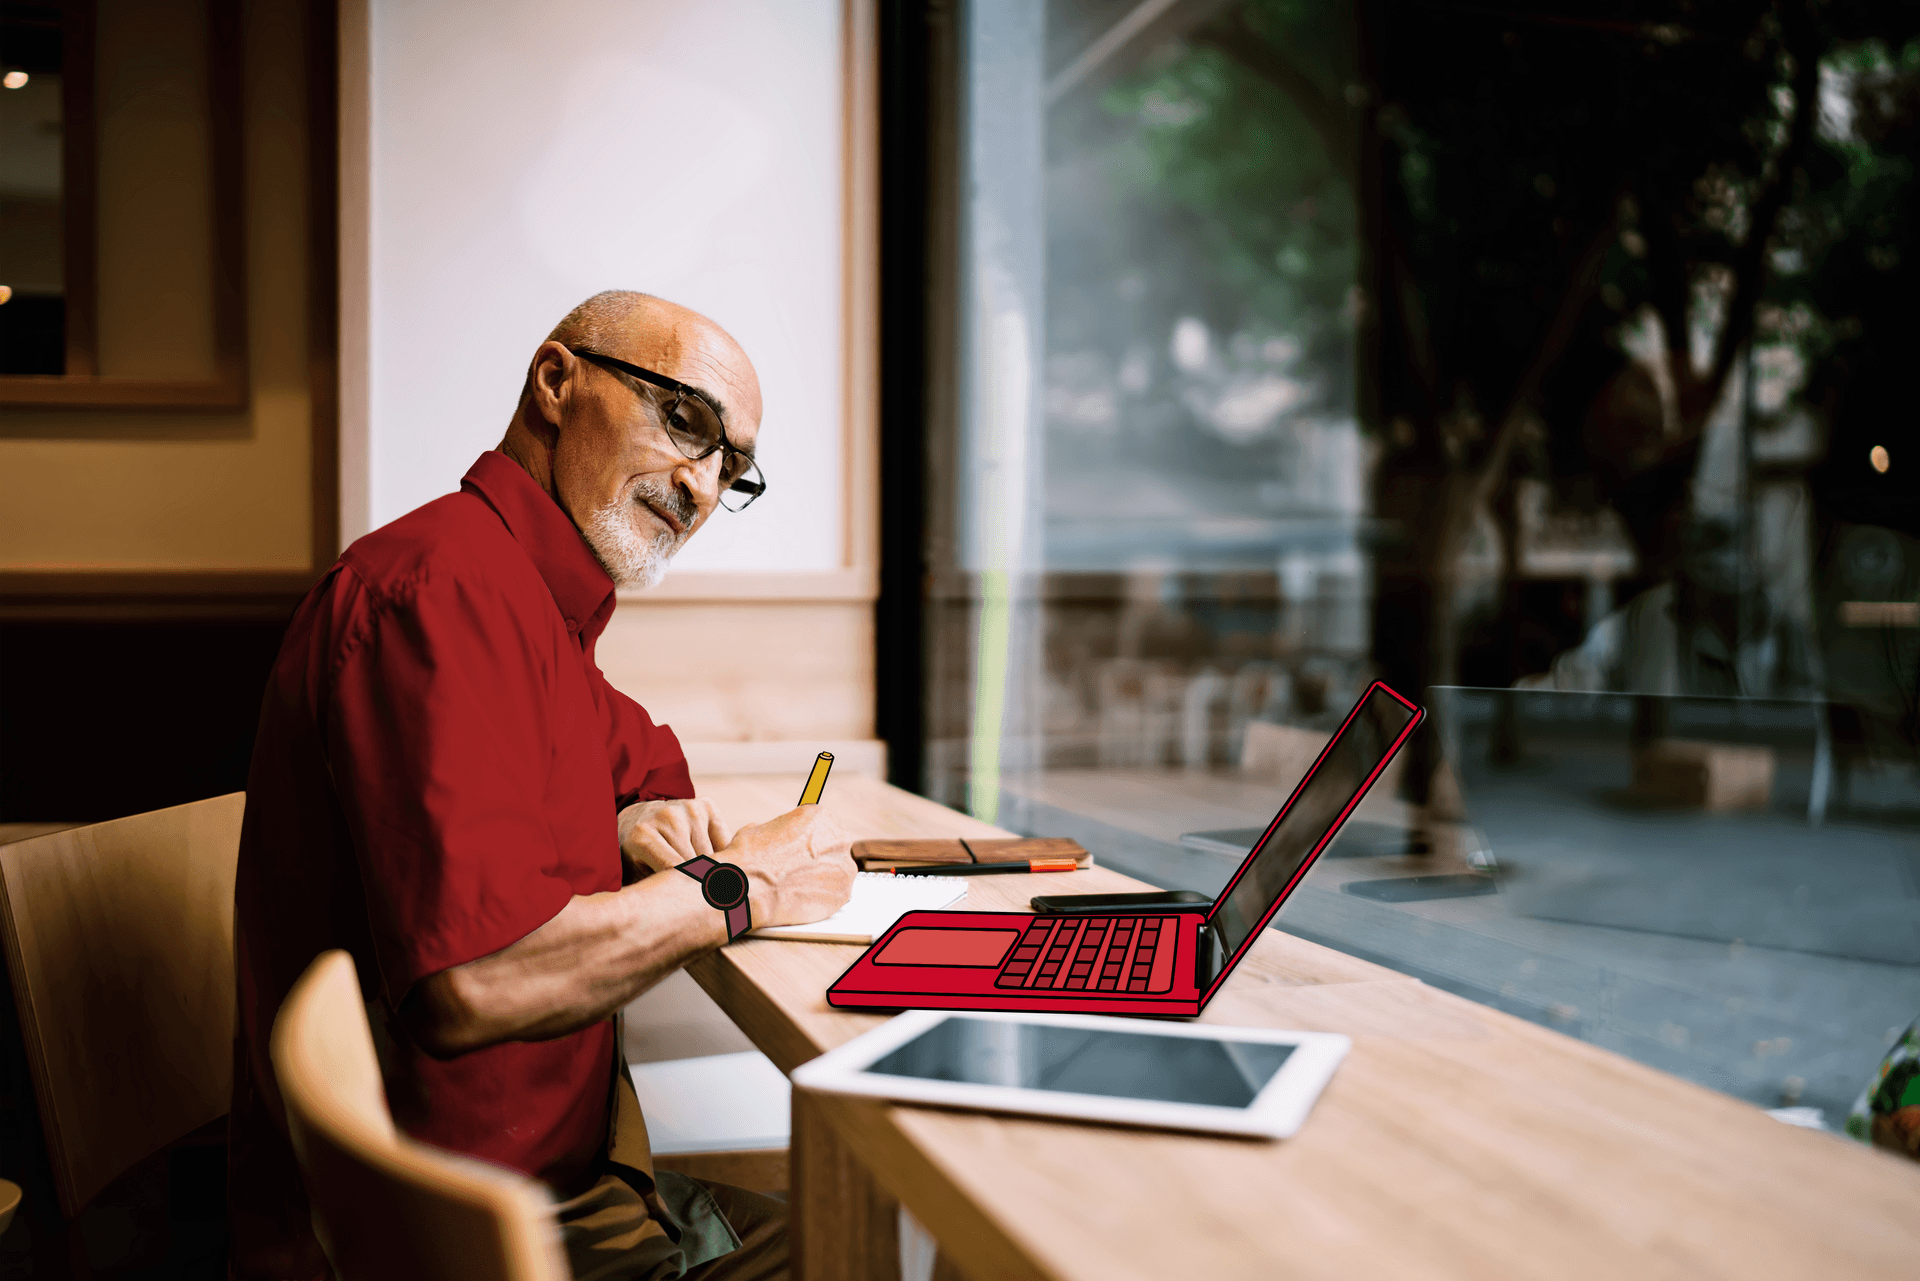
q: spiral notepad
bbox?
[748,872,967,943]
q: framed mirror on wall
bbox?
[0,0,245,408]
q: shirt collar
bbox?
[461,451,618,643]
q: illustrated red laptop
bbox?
[827,681,1424,1018]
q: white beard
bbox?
[579,478,687,590]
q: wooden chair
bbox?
[271,949,568,1281]
[0,792,246,1218]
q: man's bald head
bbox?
[548,288,660,353]
[501,290,763,589]
[519,290,760,420]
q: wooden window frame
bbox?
[0,0,248,410]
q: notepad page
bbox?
[748,872,967,943]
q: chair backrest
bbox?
[271,950,568,1281]
[0,792,246,1216]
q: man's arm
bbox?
[400,865,718,1058]
[401,804,852,1058]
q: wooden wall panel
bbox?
[0,0,334,597]
[598,598,876,760]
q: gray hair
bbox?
[517,289,660,407]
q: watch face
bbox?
[703,864,749,910]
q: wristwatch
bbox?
[676,856,753,941]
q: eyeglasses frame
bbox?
[565,346,767,510]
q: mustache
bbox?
[630,477,697,533]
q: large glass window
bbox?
[912,0,1920,1136]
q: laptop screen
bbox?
[1209,685,1419,963]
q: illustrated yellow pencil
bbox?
[797,751,834,805]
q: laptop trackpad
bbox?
[873,927,1020,967]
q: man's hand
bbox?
[720,806,856,928]
[618,799,733,883]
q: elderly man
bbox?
[230,291,854,1280]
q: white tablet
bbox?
[789,1009,1349,1140]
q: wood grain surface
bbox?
[0,823,80,846]
[0,793,244,1216]
[274,951,568,1281]
[689,771,1920,1281]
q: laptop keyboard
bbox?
[995,915,1171,992]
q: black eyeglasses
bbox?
[568,347,767,512]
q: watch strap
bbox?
[676,855,753,940]
[676,855,718,879]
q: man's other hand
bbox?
[721,806,856,928]
[618,799,734,883]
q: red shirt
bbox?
[229,451,693,1278]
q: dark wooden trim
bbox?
[0,376,246,409]
[60,0,98,376]
[0,601,304,621]
[874,0,944,796]
[0,571,315,621]
[206,0,247,395]
[0,605,305,622]
[308,0,342,567]
[0,571,318,597]
[1,0,249,410]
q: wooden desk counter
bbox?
[690,772,1920,1281]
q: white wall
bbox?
[359,0,844,573]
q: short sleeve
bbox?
[604,682,695,809]
[326,565,577,1000]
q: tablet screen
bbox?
[866,1017,1295,1109]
